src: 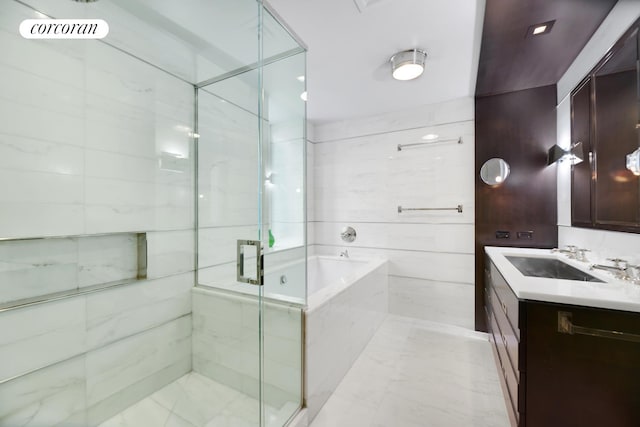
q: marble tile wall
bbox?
[191,288,303,411]
[0,2,195,425]
[0,2,195,240]
[304,260,388,421]
[310,98,475,329]
[556,1,640,262]
[0,273,194,427]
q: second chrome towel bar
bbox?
[398,205,463,214]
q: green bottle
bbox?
[268,229,275,248]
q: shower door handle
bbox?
[237,240,263,286]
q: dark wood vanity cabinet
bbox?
[570,21,640,232]
[486,257,640,427]
[485,258,523,426]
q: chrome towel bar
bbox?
[397,136,462,151]
[398,205,463,214]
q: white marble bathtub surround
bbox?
[310,315,510,427]
[310,98,475,329]
[305,259,388,421]
[313,245,474,288]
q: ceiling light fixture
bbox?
[390,49,427,81]
[526,20,555,37]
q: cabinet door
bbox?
[525,302,640,427]
[571,78,593,226]
[593,28,640,228]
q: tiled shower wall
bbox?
[310,98,475,329]
[0,2,194,425]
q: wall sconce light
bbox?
[390,49,427,81]
[626,148,640,176]
[547,141,584,165]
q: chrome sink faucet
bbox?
[552,245,578,259]
[590,258,633,281]
[552,246,591,262]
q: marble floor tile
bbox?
[98,372,297,427]
[310,315,511,427]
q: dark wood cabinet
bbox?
[486,256,640,427]
[486,260,522,426]
[570,22,640,233]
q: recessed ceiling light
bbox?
[526,20,555,37]
[422,134,439,141]
[300,91,307,102]
[533,25,547,35]
[297,75,305,82]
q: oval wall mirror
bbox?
[480,158,510,186]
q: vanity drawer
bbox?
[491,286,520,374]
[489,260,520,339]
[489,309,520,420]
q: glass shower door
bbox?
[194,2,306,426]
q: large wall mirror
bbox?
[571,19,640,233]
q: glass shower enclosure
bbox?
[194,2,307,426]
[0,0,306,426]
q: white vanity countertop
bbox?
[485,246,640,313]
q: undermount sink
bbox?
[506,256,604,282]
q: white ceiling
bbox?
[267,0,486,123]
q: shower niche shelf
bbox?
[0,232,147,312]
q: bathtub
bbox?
[304,255,389,422]
[192,254,388,423]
